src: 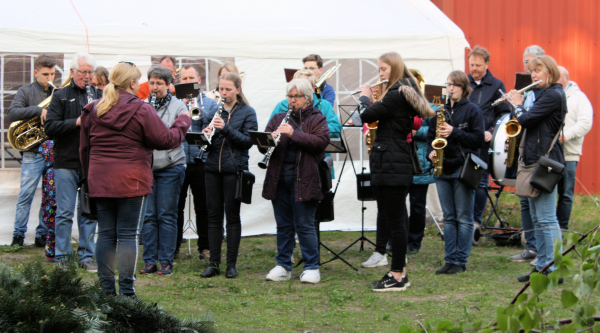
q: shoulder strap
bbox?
[543,90,567,157]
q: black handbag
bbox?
[227,141,254,204]
[458,152,487,190]
[530,156,564,193]
[79,106,97,220]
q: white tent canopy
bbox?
[0,0,467,241]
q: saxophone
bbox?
[365,82,383,154]
[431,94,449,176]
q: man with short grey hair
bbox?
[44,53,101,271]
[522,45,545,72]
[556,66,593,230]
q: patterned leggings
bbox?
[39,140,57,261]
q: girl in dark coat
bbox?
[508,55,566,282]
[200,72,258,279]
[427,71,484,275]
[263,79,330,284]
[359,52,434,292]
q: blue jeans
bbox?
[520,197,536,251]
[54,167,97,262]
[273,175,319,271]
[473,169,490,224]
[529,188,562,272]
[141,165,185,267]
[435,169,476,266]
[13,152,47,239]
[96,196,147,295]
[557,161,577,230]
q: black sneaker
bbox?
[407,248,419,254]
[157,263,172,276]
[403,274,411,288]
[435,263,453,275]
[139,264,157,274]
[372,272,406,292]
[35,236,46,248]
[446,264,466,275]
[518,268,538,282]
[10,235,24,247]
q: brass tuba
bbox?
[8,76,70,151]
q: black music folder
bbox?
[515,73,533,90]
[185,132,209,146]
[249,131,277,149]
[174,82,200,99]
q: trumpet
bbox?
[491,80,542,107]
[188,97,203,121]
[195,98,226,162]
[315,63,341,95]
[258,107,293,169]
[350,80,388,95]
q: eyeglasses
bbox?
[76,69,94,76]
[119,61,136,67]
[149,81,166,87]
[286,95,306,100]
[445,83,461,88]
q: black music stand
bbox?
[174,82,200,99]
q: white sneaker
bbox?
[300,269,321,284]
[361,252,388,268]
[530,258,538,266]
[266,266,291,282]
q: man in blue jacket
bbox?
[467,46,510,227]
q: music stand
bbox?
[185,132,209,147]
[284,68,299,83]
[515,73,533,90]
[249,131,277,149]
[338,104,363,127]
[174,82,200,99]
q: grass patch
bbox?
[1,194,599,332]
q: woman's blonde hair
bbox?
[292,69,317,88]
[96,62,141,117]
[220,72,249,106]
[527,55,561,86]
[377,52,418,101]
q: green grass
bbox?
[1,193,599,332]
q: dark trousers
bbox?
[407,184,430,250]
[205,171,241,267]
[176,163,209,252]
[373,185,409,272]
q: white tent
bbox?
[0,0,468,243]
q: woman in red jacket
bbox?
[80,62,191,297]
[262,79,330,284]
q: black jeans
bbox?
[176,163,209,252]
[205,171,242,267]
[373,185,409,272]
[407,184,429,250]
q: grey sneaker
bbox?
[509,249,537,262]
[361,252,388,268]
[80,261,98,273]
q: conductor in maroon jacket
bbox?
[79,62,191,297]
[262,79,330,284]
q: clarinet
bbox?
[194,98,226,163]
[258,106,294,169]
[149,93,157,110]
[85,82,93,104]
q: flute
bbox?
[350,80,389,95]
[491,80,542,107]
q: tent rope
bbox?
[69,0,90,53]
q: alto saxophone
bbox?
[365,82,384,154]
[431,95,449,176]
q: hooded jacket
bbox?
[360,79,434,187]
[202,102,258,174]
[45,79,102,169]
[427,99,485,175]
[562,81,593,161]
[79,90,191,198]
[515,83,566,166]
[261,105,330,202]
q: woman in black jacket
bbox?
[427,71,484,275]
[508,55,566,283]
[200,72,258,279]
[359,52,434,292]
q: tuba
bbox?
[8,75,71,151]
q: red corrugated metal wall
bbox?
[432,0,599,194]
